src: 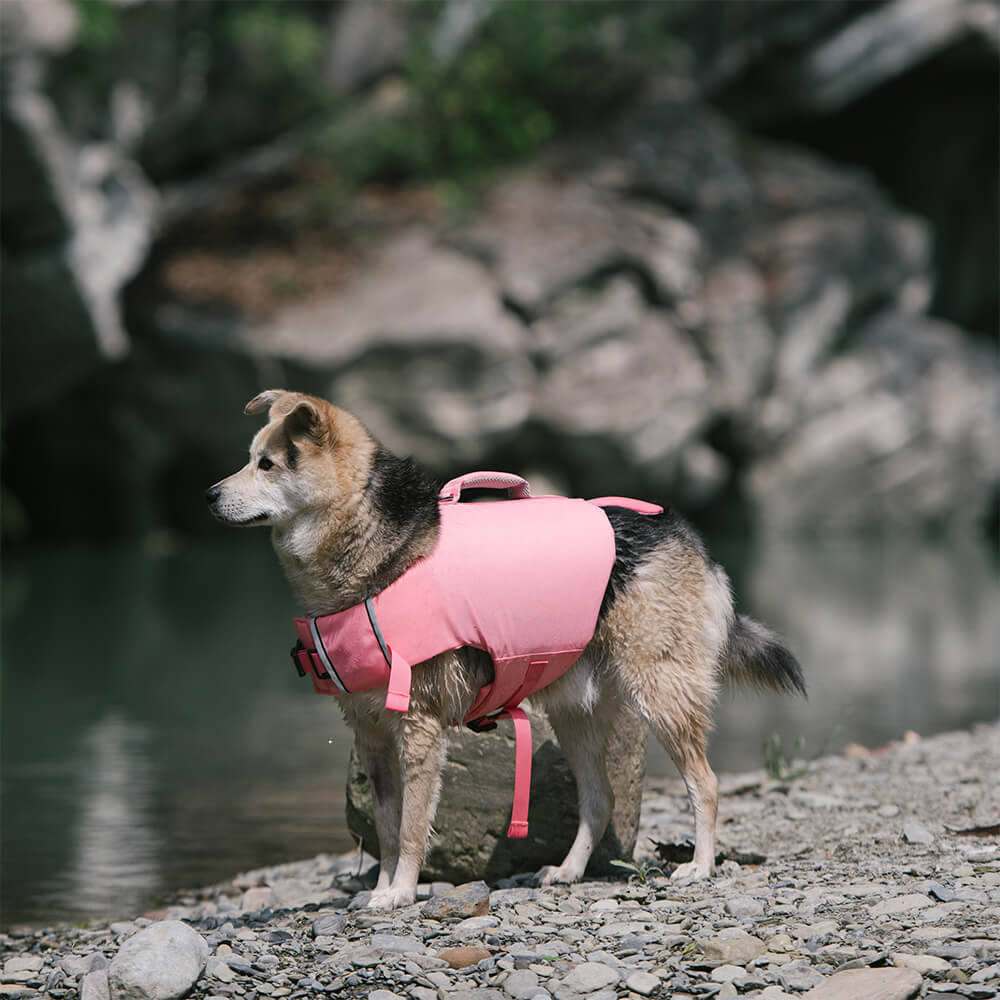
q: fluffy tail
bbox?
[721,614,806,697]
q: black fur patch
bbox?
[285,440,299,471]
[367,450,441,534]
[599,505,706,618]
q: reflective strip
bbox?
[308,616,348,692]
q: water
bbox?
[3,532,997,928]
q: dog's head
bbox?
[206,390,374,529]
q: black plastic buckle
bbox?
[290,640,329,680]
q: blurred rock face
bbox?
[2,0,997,538]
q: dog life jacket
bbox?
[291,472,662,837]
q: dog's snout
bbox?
[205,484,222,506]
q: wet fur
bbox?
[207,390,804,909]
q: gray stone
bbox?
[902,822,935,846]
[724,895,765,919]
[80,969,111,1000]
[559,962,620,993]
[624,971,660,996]
[204,957,234,983]
[369,933,427,954]
[801,967,923,1000]
[699,930,767,966]
[422,881,492,920]
[108,920,209,1000]
[870,894,934,917]
[312,912,347,937]
[503,970,541,999]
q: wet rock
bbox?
[107,921,208,1000]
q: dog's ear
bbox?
[244,390,285,416]
[283,400,325,444]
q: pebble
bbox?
[1,724,998,1000]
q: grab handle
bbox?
[439,471,532,503]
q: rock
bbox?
[347,703,646,883]
[438,946,492,969]
[558,961,620,993]
[203,956,234,983]
[107,921,209,1000]
[801,967,923,1000]
[80,970,111,1000]
[711,964,745,982]
[368,992,405,1000]
[312,912,347,937]
[240,887,276,913]
[870,894,934,917]
[891,952,951,974]
[699,930,767,966]
[503,970,541,999]
[902,822,935,846]
[624,971,660,996]
[421,881,492,920]
[724,895,765,919]
[369,933,427,954]
[1,955,43,980]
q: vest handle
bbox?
[439,471,532,503]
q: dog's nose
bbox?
[205,484,222,506]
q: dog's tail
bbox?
[720,614,806,697]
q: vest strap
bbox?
[502,706,532,838]
[367,597,412,713]
[384,650,412,713]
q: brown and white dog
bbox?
[206,389,804,910]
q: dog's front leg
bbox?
[368,712,444,910]
[356,723,403,893]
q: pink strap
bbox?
[502,706,532,838]
[589,496,663,515]
[439,471,532,503]
[384,649,412,713]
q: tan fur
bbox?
[208,390,796,909]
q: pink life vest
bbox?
[291,472,661,837]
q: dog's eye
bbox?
[258,457,274,471]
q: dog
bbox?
[206,389,804,910]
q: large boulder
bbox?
[346,704,647,882]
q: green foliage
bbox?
[763,731,809,782]
[224,4,324,82]
[72,0,120,50]
[334,0,689,186]
[609,857,666,884]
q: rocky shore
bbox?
[3,722,997,1000]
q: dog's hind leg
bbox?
[368,712,445,910]
[356,722,403,893]
[536,701,616,885]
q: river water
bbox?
[2,531,997,927]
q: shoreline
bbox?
[3,721,998,999]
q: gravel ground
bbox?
[2,721,997,1000]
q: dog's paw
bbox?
[367,885,416,910]
[670,860,713,882]
[535,864,583,887]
